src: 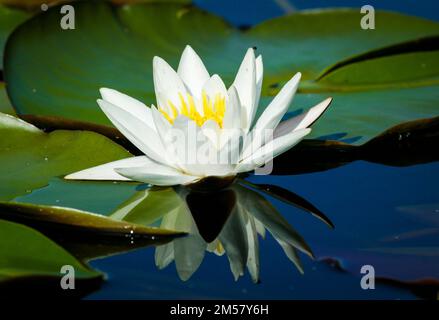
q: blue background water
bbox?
[195,0,439,26]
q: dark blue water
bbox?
[85,160,439,299]
[195,0,439,27]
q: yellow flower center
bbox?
[159,92,226,128]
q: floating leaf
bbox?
[0,112,131,200]
[14,178,140,215]
[0,5,29,68]
[312,36,439,89]
[19,114,138,153]
[10,182,181,261]
[0,5,30,115]
[0,0,191,10]
[0,219,102,296]
[0,82,14,114]
[0,201,184,238]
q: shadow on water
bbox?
[271,116,439,175]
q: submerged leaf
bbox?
[0,219,102,296]
[0,201,184,238]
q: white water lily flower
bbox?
[65,45,332,186]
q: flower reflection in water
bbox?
[111,182,329,283]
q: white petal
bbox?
[155,243,175,269]
[254,72,301,132]
[99,88,156,131]
[201,119,221,148]
[218,129,243,169]
[254,218,266,239]
[254,55,263,110]
[65,156,152,181]
[218,207,249,281]
[150,105,172,147]
[223,85,242,130]
[155,207,181,269]
[174,234,206,281]
[219,89,244,162]
[232,48,256,131]
[235,128,311,173]
[241,73,301,158]
[275,238,304,274]
[177,45,210,98]
[167,116,235,177]
[274,97,332,138]
[150,105,187,170]
[0,112,40,132]
[115,161,199,186]
[172,205,207,281]
[153,56,187,110]
[170,115,202,175]
[245,214,260,283]
[202,74,227,100]
[98,99,168,164]
[239,185,313,257]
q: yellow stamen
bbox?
[159,109,173,123]
[215,241,225,255]
[159,91,227,128]
[168,100,178,119]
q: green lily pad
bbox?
[0,6,28,114]
[0,5,29,68]
[4,2,439,141]
[0,0,54,8]
[109,187,182,226]
[292,84,439,142]
[0,219,101,285]
[0,112,131,200]
[0,201,182,237]
[0,82,14,114]
[0,0,190,10]
[14,178,141,215]
[7,182,180,262]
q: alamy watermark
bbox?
[60,265,75,290]
[360,265,375,290]
[361,5,375,30]
[41,3,75,30]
